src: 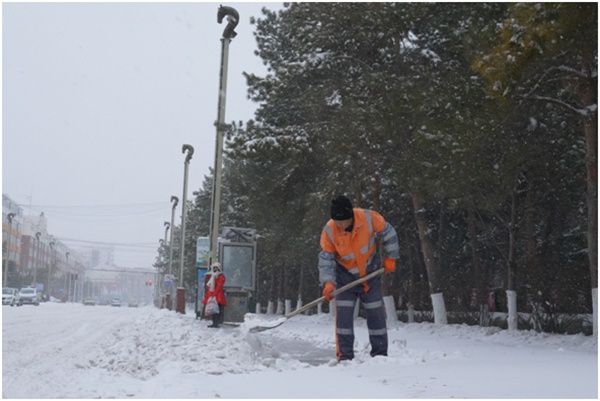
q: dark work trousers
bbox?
[335,275,388,360]
[211,307,225,327]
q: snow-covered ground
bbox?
[2,302,597,398]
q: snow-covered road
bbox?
[2,303,597,398]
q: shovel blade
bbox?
[248,318,287,333]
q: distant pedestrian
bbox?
[202,262,227,328]
[318,195,400,361]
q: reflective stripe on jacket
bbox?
[318,208,399,285]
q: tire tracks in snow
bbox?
[2,303,136,398]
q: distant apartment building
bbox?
[3,193,86,295]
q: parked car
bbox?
[2,287,18,306]
[128,300,138,308]
[83,298,96,306]
[110,297,121,307]
[17,287,40,306]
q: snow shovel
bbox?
[249,268,385,333]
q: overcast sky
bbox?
[3,2,280,267]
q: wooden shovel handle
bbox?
[283,268,385,319]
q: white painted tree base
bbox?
[383,295,398,325]
[506,290,518,331]
[255,302,261,314]
[431,292,447,324]
[266,301,274,315]
[276,300,284,315]
[284,299,292,315]
[407,303,415,323]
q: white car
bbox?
[2,288,18,306]
[17,287,40,306]
[83,298,96,306]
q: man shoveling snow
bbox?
[318,195,400,361]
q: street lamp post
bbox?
[4,212,15,287]
[48,240,55,300]
[160,221,170,305]
[177,144,194,314]
[65,251,70,302]
[208,5,239,266]
[166,196,179,310]
[74,264,80,303]
[164,222,170,245]
[33,232,41,288]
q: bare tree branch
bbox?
[556,65,590,79]
[525,65,589,98]
[526,95,590,116]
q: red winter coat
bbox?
[202,273,227,306]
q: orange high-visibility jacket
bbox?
[318,208,399,285]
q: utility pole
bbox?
[4,213,15,287]
[48,240,55,300]
[158,222,170,306]
[208,5,239,266]
[65,251,70,302]
[177,144,194,314]
[33,232,41,288]
[166,196,178,310]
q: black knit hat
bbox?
[331,195,354,220]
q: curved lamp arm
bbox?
[217,5,239,39]
[182,144,194,163]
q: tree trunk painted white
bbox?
[255,302,261,314]
[383,295,398,325]
[431,292,447,324]
[276,299,284,315]
[407,303,415,323]
[295,298,303,313]
[284,299,292,315]
[317,301,322,314]
[479,304,490,327]
[506,290,518,331]
[353,300,360,319]
[593,287,598,337]
[266,300,274,315]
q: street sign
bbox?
[196,237,210,268]
[195,267,209,318]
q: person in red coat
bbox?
[202,262,227,328]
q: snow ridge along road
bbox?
[2,302,597,398]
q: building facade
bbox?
[3,194,24,281]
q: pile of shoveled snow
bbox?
[72,306,469,384]
[84,308,449,377]
[80,308,338,379]
[82,310,262,378]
